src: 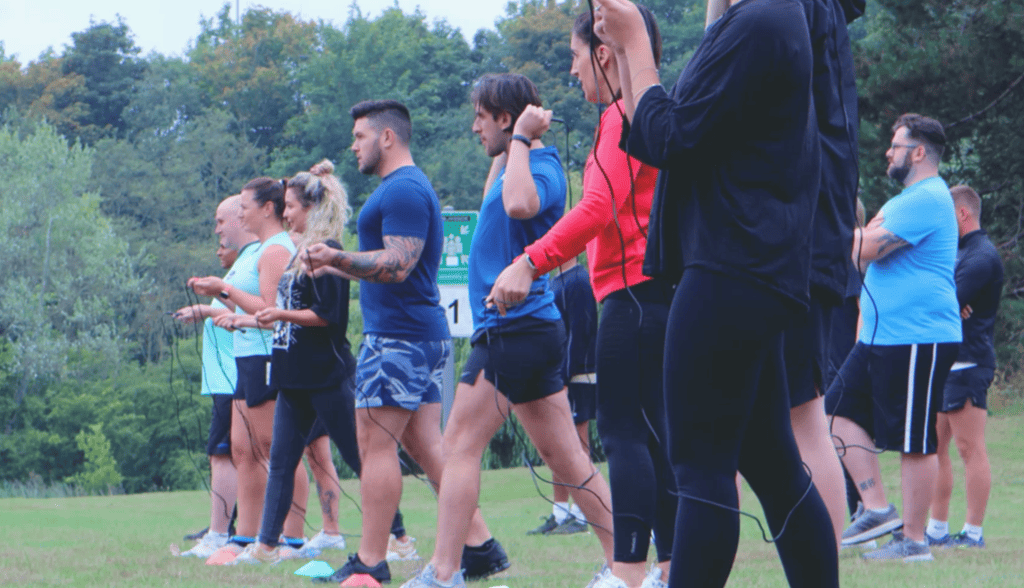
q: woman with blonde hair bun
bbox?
[226,160,364,564]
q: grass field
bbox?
[3,411,1023,587]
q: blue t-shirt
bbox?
[357,165,449,341]
[859,176,961,345]
[469,146,566,330]
[201,298,236,395]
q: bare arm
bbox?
[254,307,328,328]
[596,0,660,122]
[304,236,425,284]
[851,212,909,272]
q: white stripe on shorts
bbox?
[904,344,917,453]
[923,344,938,452]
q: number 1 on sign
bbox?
[448,298,458,324]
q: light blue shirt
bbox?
[227,232,296,357]
[859,176,961,345]
[201,298,236,395]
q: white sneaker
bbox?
[640,566,668,588]
[227,542,280,565]
[588,568,628,588]
[306,529,346,551]
[177,531,228,558]
[387,533,421,561]
[277,536,321,561]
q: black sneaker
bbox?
[312,553,391,584]
[526,514,558,535]
[184,526,209,542]
[461,538,510,581]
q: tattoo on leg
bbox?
[319,486,337,520]
[859,478,876,491]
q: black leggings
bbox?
[664,269,837,588]
[596,280,677,563]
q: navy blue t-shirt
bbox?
[357,165,449,341]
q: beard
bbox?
[486,134,509,158]
[887,151,912,184]
[358,144,383,175]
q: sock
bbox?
[926,518,948,538]
[229,535,255,547]
[553,502,571,524]
[281,535,305,548]
[962,523,983,541]
[569,502,587,525]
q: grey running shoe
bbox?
[548,514,588,535]
[840,503,903,546]
[527,514,559,535]
[583,564,610,588]
[926,532,951,546]
[862,532,934,562]
[399,564,466,588]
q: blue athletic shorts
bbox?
[940,366,993,412]
[206,394,233,456]
[355,335,451,410]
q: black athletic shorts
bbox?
[460,316,566,404]
[784,292,834,408]
[825,341,958,454]
[567,380,596,424]
[206,394,233,456]
[940,366,993,412]
[234,355,277,407]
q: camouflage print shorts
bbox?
[354,335,452,410]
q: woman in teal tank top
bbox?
[189,177,307,561]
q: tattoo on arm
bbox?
[332,235,425,283]
[875,232,908,258]
[858,478,876,491]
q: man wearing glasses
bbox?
[826,113,961,562]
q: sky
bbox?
[0,0,513,63]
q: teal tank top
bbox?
[226,232,296,357]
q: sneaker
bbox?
[387,534,420,562]
[307,530,347,551]
[205,541,245,565]
[587,567,627,588]
[399,563,466,588]
[279,541,322,561]
[840,504,903,546]
[312,553,391,584]
[549,514,588,535]
[228,542,280,565]
[862,532,934,562]
[926,532,952,546]
[640,566,668,588]
[461,538,510,581]
[184,526,210,542]
[584,564,610,588]
[945,531,985,548]
[178,532,228,558]
[527,514,559,535]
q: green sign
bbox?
[438,210,477,286]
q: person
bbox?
[489,11,675,588]
[774,0,865,550]
[826,113,961,562]
[218,161,362,564]
[401,73,615,588]
[189,177,309,564]
[302,100,505,585]
[172,195,254,558]
[926,185,1003,549]
[596,1,838,586]
[526,257,598,538]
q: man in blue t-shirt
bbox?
[403,74,614,588]
[826,114,961,562]
[303,100,501,585]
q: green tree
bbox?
[65,423,123,494]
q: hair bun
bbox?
[310,159,335,177]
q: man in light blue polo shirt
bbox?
[826,114,961,562]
